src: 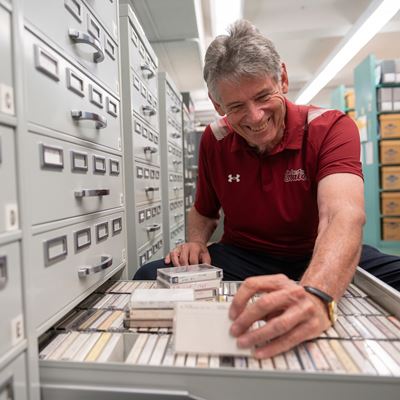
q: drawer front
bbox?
[0,353,28,400]
[24,0,119,94]
[25,29,121,151]
[27,132,123,225]
[84,0,118,42]
[129,22,158,97]
[166,84,182,125]
[168,173,184,200]
[30,211,125,328]
[132,71,159,131]
[167,116,182,148]
[169,206,185,230]
[135,202,162,250]
[0,125,18,234]
[0,241,24,357]
[0,3,14,116]
[134,161,161,205]
[137,232,163,268]
[169,222,185,249]
[167,143,183,172]
[132,116,160,165]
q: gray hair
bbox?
[203,19,282,101]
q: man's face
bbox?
[211,69,288,153]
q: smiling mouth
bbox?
[247,116,272,133]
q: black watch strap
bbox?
[303,286,333,303]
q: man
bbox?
[134,20,400,358]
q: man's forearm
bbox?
[187,206,219,244]
[300,212,363,300]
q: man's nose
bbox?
[247,102,264,123]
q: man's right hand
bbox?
[164,241,211,267]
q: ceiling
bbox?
[128,0,400,123]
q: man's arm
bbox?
[165,206,219,266]
[228,172,365,359]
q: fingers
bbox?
[166,243,209,267]
[230,286,306,337]
[229,274,291,320]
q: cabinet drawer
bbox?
[167,143,183,172]
[132,116,160,165]
[134,161,161,205]
[0,241,24,357]
[27,132,123,225]
[24,0,119,94]
[137,232,163,268]
[25,29,121,151]
[30,211,125,329]
[132,71,159,132]
[135,202,162,250]
[169,207,185,230]
[170,222,185,249]
[381,166,400,190]
[168,175,184,201]
[380,140,400,164]
[0,125,18,234]
[167,116,183,147]
[84,0,118,42]
[0,3,14,116]
[0,353,27,400]
[381,192,400,216]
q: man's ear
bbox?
[280,63,289,94]
[208,93,225,116]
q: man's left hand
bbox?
[229,274,331,359]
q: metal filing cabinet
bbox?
[158,72,185,252]
[21,0,125,333]
[119,4,163,277]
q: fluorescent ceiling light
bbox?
[212,0,243,36]
[295,0,400,105]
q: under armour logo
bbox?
[228,174,240,183]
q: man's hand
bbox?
[229,274,331,359]
[164,241,211,267]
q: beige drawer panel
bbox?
[135,202,162,250]
[30,211,125,329]
[134,161,161,205]
[24,0,119,94]
[27,132,123,225]
[25,29,121,151]
[131,115,160,165]
[0,241,24,357]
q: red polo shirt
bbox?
[194,99,363,259]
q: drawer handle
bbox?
[185,182,195,188]
[141,105,157,116]
[71,110,107,129]
[74,189,110,198]
[0,256,8,290]
[145,186,160,192]
[78,255,113,278]
[140,64,155,79]
[175,239,184,245]
[174,213,184,219]
[68,29,105,63]
[171,132,181,139]
[171,105,180,113]
[144,146,157,154]
[173,160,182,165]
[146,224,161,233]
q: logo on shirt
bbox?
[284,169,307,182]
[228,174,240,183]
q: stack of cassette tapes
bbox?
[156,263,223,300]
[124,288,195,329]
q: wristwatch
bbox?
[303,286,337,325]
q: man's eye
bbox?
[258,95,271,102]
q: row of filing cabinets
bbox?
[119,4,163,278]
[0,2,27,399]
[159,72,185,252]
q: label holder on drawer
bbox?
[74,227,91,251]
[112,217,122,235]
[40,144,64,169]
[66,68,85,97]
[109,159,120,175]
[95,221,109,242]
[0,255,7,290]
[71,150,88,172]
[34,45,60,81]
[44,235,68,266]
